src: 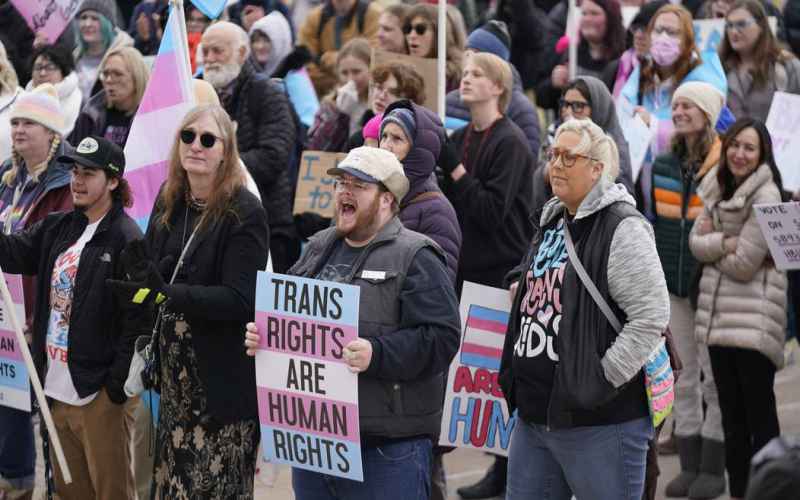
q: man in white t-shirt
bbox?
[0,135,146,499]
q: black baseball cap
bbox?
[58,136,126,176]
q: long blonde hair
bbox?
[99,46,150,114]
[2,134,60,187]
[0,41,19,95]
[157,105,245,228]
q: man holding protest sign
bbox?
[0,136,144,499]
[246,146,461,499]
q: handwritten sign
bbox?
[293,152,345,218]
[693,17,777,53]
[371,49,440,113]
[440,282,516,456]
[754,202,800,270]
[11,0,81,44]
[0,275,29,411]
[766,91,800,191]
[254,272,363,481]
[617,97,654,182]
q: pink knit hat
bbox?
[10,84,65,134]
[362,114,383,142]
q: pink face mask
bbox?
[649,35,682,67]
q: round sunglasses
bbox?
[403,23,429,36]
[180,129,222,148]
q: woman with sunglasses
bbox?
[689,117,786,500]
[119,104,268,499]
[69,46,149,149]
[648,81,727,499]
[403,3,466,93]
[719,0,800,123]
[500,118,669,500]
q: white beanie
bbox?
[672,81,725,127]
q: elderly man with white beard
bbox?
[200,21,300,272]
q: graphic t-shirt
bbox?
[44,218,103,405]
[315,240,365,283]
[512,218,567,424]
[103,107,133,148]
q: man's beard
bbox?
[204,61,242,89]
[335,192,382,242]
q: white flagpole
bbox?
[0,268,71,483]
[437,0,447,123]
[568,0,578,80]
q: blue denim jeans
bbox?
[0,406,35,490]
[506,417,653,500]
[292,438,432,500]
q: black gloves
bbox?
[438,138,462,175]
[108,240,174,306]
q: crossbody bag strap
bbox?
[562,218,623,334]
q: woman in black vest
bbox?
[499,118,669,500]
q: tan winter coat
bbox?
[689,164,786,369]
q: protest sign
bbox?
[616,98,654,181]
[693,18,777,53]
[766,91,800,191]
[440,282,516,457]
[0,275,28,411]
[11,0,81,44]
[293,152,346,218]
[754,202,800,270]
[371,49,440,112]
[254,272,363,481]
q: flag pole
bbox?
[437,0,447,123]
[567,0,578,80]
[0,268,71,483]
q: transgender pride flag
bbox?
[460,305,509,371]
[124,4,195,229]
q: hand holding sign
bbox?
[343,339,372,373]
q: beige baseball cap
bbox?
[328,146,410,202]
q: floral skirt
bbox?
[152,311,259,500]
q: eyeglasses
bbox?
[371,83,399,98]
[546,149,597,168]
[180,129,222,148]
[403,23,429,36]
[725,18,756,33]
[33,63,59,74]
[652,26,681,37]
[333,178,372,193]
[100,69,127,82]
[559,99,589,114]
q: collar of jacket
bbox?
[305,216,404,275]
[695,136,722,181]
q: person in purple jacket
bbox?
[378,100,462,283]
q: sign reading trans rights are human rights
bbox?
[254,272,363,481]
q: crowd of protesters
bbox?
[1,0,800,499]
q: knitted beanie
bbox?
[380,108,416,144]
[362,114,383,142]
[672,81,725,127]
[10,84,65,134]
[77,0,117,25]
[466,20,511,61]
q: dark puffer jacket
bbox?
[446,66,541,156]
[385,100,462,283]
[222,63,296,232]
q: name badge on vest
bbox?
[360,270,386,280]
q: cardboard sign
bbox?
[754,202,800,270]
[0,275,29,411]
[254,272,363,481]
[293,152,346,218]
[11,0,81,44]
[371,49,440,112]
[439,282,516,457]
[766,91,800,191]
[693,18,777,53]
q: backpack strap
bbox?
[401,191,443,209]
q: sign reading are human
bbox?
[293,152,346,218]
[766,91,800,191]
[754,202,800,270]
[11,0,81,44]
[440,282,516,456]
[254,272,363,481]
[0,275,29,411]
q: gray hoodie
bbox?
[540,177,670,387]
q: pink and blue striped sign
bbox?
[0,275,29,411]
[460,305,509,371]
[124,3,195,229]
[254,272,363,482]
